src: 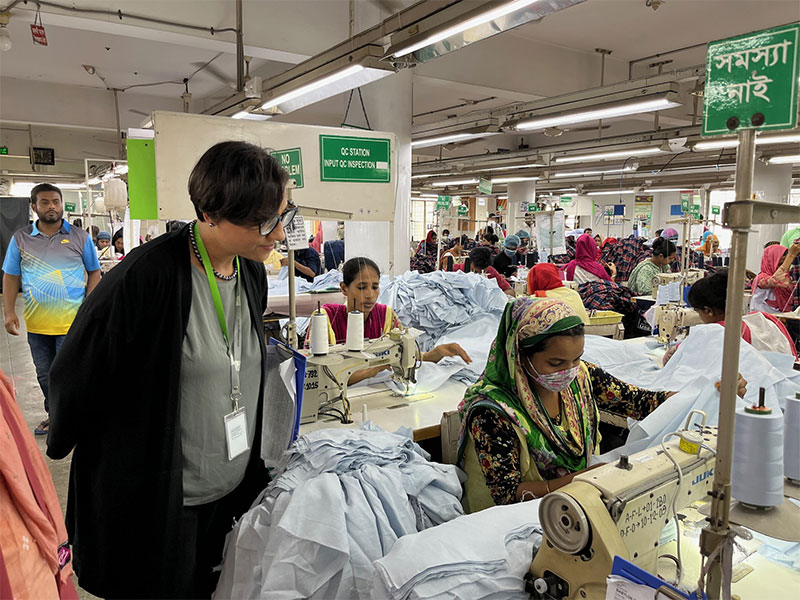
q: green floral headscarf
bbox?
[457,297,598,479]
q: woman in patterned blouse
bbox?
[456,297,676,513]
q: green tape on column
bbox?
[127,138,158,219]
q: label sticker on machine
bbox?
[618,492,669,540]
[285,214,307,251]
[319,135,391,183]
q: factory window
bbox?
[411,199,436,242]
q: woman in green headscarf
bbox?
[457,297,675,513]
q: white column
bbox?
[343,69,412,276]
[745,162,793,271]
[507,181,536,237]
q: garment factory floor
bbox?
[1,293,98,600]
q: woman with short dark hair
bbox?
[47,141,296,598]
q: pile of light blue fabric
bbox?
[379,271,508,389]
[214,424,465,599]
[371,500,542,599]
[267,266,344,296]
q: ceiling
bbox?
[0,0,797,186]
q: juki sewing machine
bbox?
[650,269,705,298]
[299,328,420,424]
[654,304,704,344]
[526,417,718,599]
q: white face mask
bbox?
[523,357,579,393]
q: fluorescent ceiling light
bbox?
[411,132,497,148]
[430,178,479,187]
[693,132,800,151]
[514,95,680,131]
[553,166,636,178]
[391,0,542,58]
[113,164,128,175]
[554,147,663,164]
[477,161,545,172]
[587,189,636,196]
[263,64,364,110]
[11,182,86,195]
[420,193,439,198]
[643,188,687,193]
[497,196,508,200]
[259,61,392,115]
[232,110,271,120]
[491,176,540,183]
[768,154,800,165]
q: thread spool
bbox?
[345,310,364,351]
[785,394,800,482]
[310,302,329,356]
[732,404,784,508]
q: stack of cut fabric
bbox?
[214,425,464,600]
[371,500,542,599]
[268,267,343,296]
[378,271,508,354]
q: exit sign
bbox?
[0,146,7,155]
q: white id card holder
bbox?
[224,407,249,461]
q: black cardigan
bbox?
[47,224,271,598]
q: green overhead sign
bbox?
[272,148,304,189]
[64,201,76,212]
[478,178,492,195]
[703,23,800,135]
[712,205,721,215]
[680,191,692,211]
[436,195,451,211]
[457,204,468,216]
[319,135,390,183]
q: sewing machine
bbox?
[650,269,705,298]
[299,328,420,424]
[654,304,704,344]
[527,420,718,600]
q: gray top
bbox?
[181,265,261,506]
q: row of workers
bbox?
[1,140,785,598]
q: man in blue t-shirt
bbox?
[2,183,101,434]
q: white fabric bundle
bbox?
[214,425,465,600]
[371,500,543,599]
[581,324,800,462]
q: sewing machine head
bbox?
[526,424,718,600]
[651,269,705,298]
[299,328,419,424]
[654,304,704,344]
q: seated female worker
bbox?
[751,241,800,314]
[526,263,590,324]
[626,237,677,295]
[309,257,472,384]
[684,269,797,358]
[456,298,680,513]
[453,246,516,297]
[562,233,616,284]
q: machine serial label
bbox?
[619,493,669,538]
[305,368,318,390]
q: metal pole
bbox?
[436,209,442,270]
[701,128,756,600]
[287,249,298,348]
[112,89,123,159]
[235,0,244,92]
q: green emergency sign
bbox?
[703,23,800,135]
[319,135,391,183]
[457,205,468,216]
[272,148,304,189]
[64,201,76,212]
[436,196,451,211]
[712,205,721,215]
[478,178,492,195]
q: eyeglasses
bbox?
[259,201,298,236]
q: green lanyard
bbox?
[193,222,243,410]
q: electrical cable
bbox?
[1,0,238,35]
[659,431,685,587]
[649,151,690,175]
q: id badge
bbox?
[224,407,249,461]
